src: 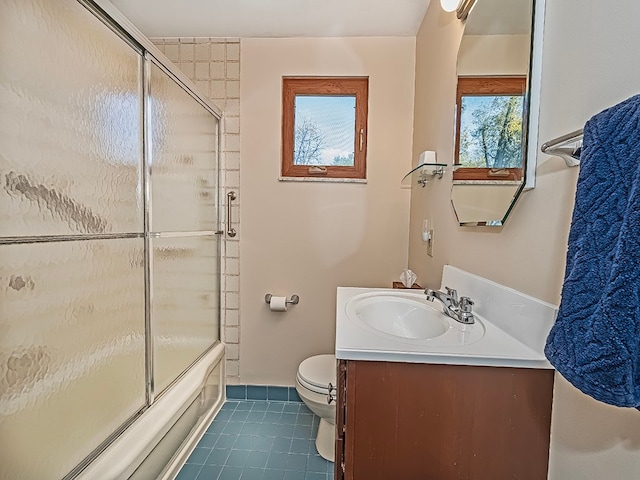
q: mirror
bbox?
[451,0,545,226]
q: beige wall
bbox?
[457,34,530,76]
[409,1,640,479]
[240,37,416,385]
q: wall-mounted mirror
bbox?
[451,0,545,226]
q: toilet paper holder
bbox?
[264,294,300,306]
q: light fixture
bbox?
[440,0,477,20]
[440,0,461,12]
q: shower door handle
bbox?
[226,191,237,238]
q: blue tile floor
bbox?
[176,400,334,480]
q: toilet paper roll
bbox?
[269,296,288,312]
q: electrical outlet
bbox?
[427,229,434,257]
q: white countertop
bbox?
[335,283,555,369]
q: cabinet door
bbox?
[335,360,347,480]
[343,360,554,480]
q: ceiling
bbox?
[109,0,432,38]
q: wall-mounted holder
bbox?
[264,294,300,306]
[401,162,447,187]
[402,151,447,188]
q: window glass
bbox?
[293,95,356,166]
[459,94,524,169]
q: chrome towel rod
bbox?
[541,128,583,167]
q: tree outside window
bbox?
[454,77,526,181]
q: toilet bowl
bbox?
[295,354,336,462]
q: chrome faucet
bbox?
[425,287,475,325]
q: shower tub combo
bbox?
[0,0,228,478]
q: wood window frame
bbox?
[454,76,527,181]
[281,76,368,179]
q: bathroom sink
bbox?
[345,293,450,340]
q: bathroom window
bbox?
[454,77,526,181]
[281,77,368,180]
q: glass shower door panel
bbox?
[0,238,146,479]
[149,61,219,234]
[152,235,220,395]
[0,0,143,238]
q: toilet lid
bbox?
[298,354,336,391]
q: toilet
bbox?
[295,354,337,462]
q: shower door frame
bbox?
[63,1,225,477]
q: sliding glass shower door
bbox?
[0,0,221,478]
[147,59,221,397]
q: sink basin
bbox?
[346,293,450,340]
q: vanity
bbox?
[333,266,557,480]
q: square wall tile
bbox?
[225,326,239,344]
[247,385,268,400]
[179,43,194,61]
[211,43,226,61]
[268,386,289,402]
[226,62,240,80]
[226,43,240,61]
[195,43,210,61]
[226,385,246,400]
[289,388,302,403]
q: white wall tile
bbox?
[225,326,239,344]
[226,242,239,259]
[224,134,241,152]
[225,170,240,188]
[226,62,240,80]
[225,276,239,294]
[226,344,239,360]
[226,360,239,376]
[225,117,240,134]
[195,43,210,61]
[225,292,239,309]
[211,44,226,62]
[179,62,195,80]
[225,309,239,326]
[226,43,240,61]
[225,99,240,116]
[225,258,239,276]
[195,62,210,80]
[211,62,225,79]
[226,80,240,98]
[165,44,179,62]
[179,43,194,61]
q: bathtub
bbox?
[76,342,226,480]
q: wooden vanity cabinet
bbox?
[334,360,554,480]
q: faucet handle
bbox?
[460,296,474,312]
[445,287,458,303]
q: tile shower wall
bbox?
[151,37,241,384]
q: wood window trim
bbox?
[454,76,527,181]
[281,77,368,179]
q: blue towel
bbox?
[545,94,640,408]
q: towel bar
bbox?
[541,129,583,167]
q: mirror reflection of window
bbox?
[454,76,526,180]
